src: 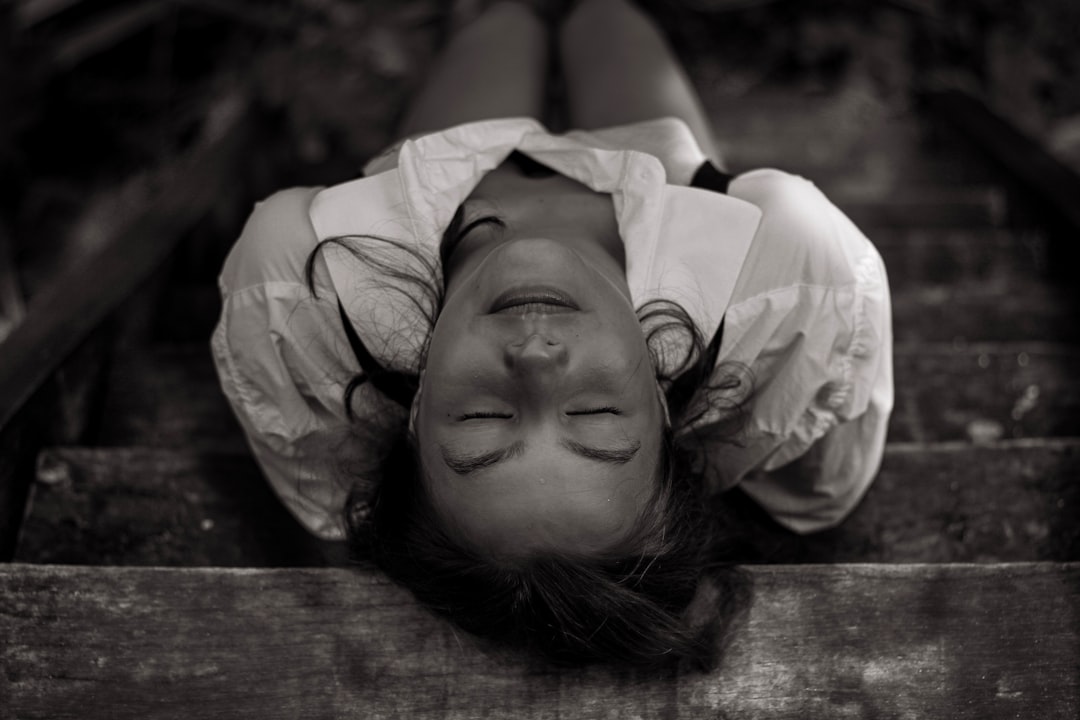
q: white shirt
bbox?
[211,117,893,540]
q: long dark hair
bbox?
[306,207,754,670]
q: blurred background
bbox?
[2,0,1079,329]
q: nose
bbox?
[505,333,568,375]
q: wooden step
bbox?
[870,227,1047,289]
[2,562,1077,718]
[701,86,1003,184]
[167,281,1080,348]
[891,281,1080,343]
[832,186,1008,228]
[93,341,1080,451]
[721,438,1080,563]
[889,342,1080,443]
[95,345,245,451]
[15,440,1079,566]
[14,447,342,566]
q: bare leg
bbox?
[396,2,550,138]
[558,0,721,163]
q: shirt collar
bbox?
[308,118,761,373]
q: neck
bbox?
[445,165,629,296]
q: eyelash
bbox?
[458,412,512,420]
[569,407,622,416]
[458,408,621,420]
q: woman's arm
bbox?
[698,171,894,533]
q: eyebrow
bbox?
[560,438,641,464]
[439,438,641,476]
[440,440,526,475]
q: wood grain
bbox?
[870,227,1047,289]
[1,563,1077,719]
[15,447,339,567]
[889,343,1080,443]
[95,345,246,451]
[88,340,1080,450]
[14,439,1080,566]
[720,438,1080,563]
[891,281,1080,343]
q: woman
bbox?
[212,0,893,668]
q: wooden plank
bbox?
[0,328,113,560]
[153,284,220,343]
[14,447,339,566]
[95,345,245,451]
[0,95,246,432]
[719,438,1080,563]
[700,86,1002,193]
[870,227,1047,289]
[0,418,38,560]
[170,272,1080,348]
[838,188,1007,228]
[91,341,1080,450]
[1,563,1077,719]
[889,342,1080,443]
[14,439,1080,566]
[891,281,1080,343]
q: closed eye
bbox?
[442,214,505,263]
[566,407,622,416]
[458,412,513,421]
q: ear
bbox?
[408,370,425,433]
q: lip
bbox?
[489,286,581,314]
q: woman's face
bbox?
[414,221,665,558]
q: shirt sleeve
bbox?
[695,170,894,533]
[210,188,391,541]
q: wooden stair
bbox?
[3,4,1080,718]
[3,563,1077,718]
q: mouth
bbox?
[490,286,581,315]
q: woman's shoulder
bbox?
[726,168,879,300]
[220,186,325,294]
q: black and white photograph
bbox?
[1,0,1078,716]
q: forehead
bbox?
[423,440,658,555]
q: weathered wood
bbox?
[0,417,38,560]
[169,270,1080,348]
[89,341,1080,451]
[871,227,1048,289]
[891,281,1080,343]
[719,438,1080,563]
[889,343,1080,443]
[701,85,1005,203]
[835,187,1007,228]
[0,97,247,432]
[95,345,245,451]
[14,439,1080,565]
[1,563,1077,719]
[154,284,221,343]
[0,327,114,560]
[15,447,339,566]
